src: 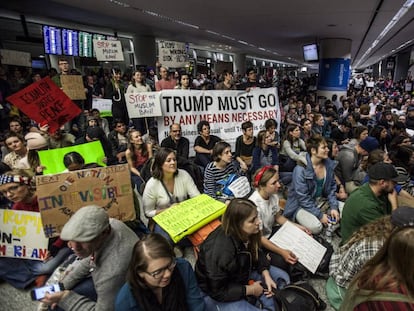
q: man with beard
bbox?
[340,162,403,243]
[161,123,189,162]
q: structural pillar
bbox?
[317,38,351,104]
[132,35,156,69]
[233,53,246,77]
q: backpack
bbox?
[188,218,221,258]
[273,281,327,311]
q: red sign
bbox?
[6,77,82,133]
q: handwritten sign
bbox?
[153,194,226,243]
[0,210,48,260]
[6,77,82,133]
[0,49,31,67]
[158,40,187,68]
[92,98,113,117]
[269,221,327,274]
[38,141,106,174]
[36,164,135,238]
[93,39,124,61]
[125,91,162,118]
[60,75,86,100]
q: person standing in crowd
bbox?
[195,198,289,311]
[193,120,221,169]
[115,234,205,311]
[234,121,256,175]
[155,67,176,91]
[161,123,190,162]
[105,68,129,126]
[215,70,236,90]
[283,136,340,234]
[175,72,192,90]
[42,205,139,310]
[238,67,265,91]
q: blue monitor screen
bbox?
[303,44,319,62]
[62,29,79,56]
[43,25,62,55]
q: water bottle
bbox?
[325,223,333,243]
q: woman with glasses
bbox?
[0,170,71,288]
[195,198,289,311]
[115,233,205,311]
[283,135,340,235]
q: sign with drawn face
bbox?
[35,164,135,238]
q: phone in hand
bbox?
[30,283,64,301]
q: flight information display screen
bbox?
[79,31,93,57]
[62,28,79,56]
[43,25,62,55]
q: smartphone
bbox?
[30,283,64,301]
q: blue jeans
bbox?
[203,265,289,310]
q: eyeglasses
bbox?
[145,258,176,279]
[171,129,181,133]
[0,184,21,196]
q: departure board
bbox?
[79,31,93,57]
[62,29,79,56]
[43,25,62,55]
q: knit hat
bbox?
[391,206,414,227]
[0,174,32,186]
[60,205,109,242]
[25,132,48,150]
[359,136,379,153]
[368,162,406,182]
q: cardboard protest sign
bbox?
[158,40,187,68]
[93,39,124,61]
[0,49,31,67]
[0,210,49,261]
[157,87,281,157]
[153,194,226,243]
[92,98,112,117]
[38,141,106,174]
[125,91,162,118]
[60,75,86,100]
[6,77,82,133]
[36,164,135,238]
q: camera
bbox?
[30,283,64,301]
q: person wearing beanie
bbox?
[41,205,139,311]
[334,136,379,194]
[340,162,404,243]
[16,132,49,174]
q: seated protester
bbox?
[193,120,221,169]
[330,120,352,147]
[115,234,205,311]
[340,226,414,310]
[300,118,313,142]
[389,146,414,197]
[8,116,26,137]
[46,127,76,149]
[195,198,289,311]
[3,132,27,169]
[370,125,390,152]
[142,148,199,240]
[335,136,379,194]
[327,207,414,310]
[283,136,340,235]
[279,124,307,173]
[249,166,311,274]
[340,162,401,244]
[142,127,160,155]
[264,118,280,148]
[17,132,49,175]
[161,123,190,164]
[63,151,85,172]
[311,113,324,136]
[251,130,279,177]
[389,134,412,150]
[108,119,129,164]
[326,139,348,202]
[203,141,238,200]
[126,129,153,192]
[0,170,71,289]
[234,121,256,174]
[42,205,139,310]
[348,125,369,146]
[90,108,110,136]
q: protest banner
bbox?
[93,39,124,61]
[125,91,162,118]
[156,87,281,157]
[6,77,82,133]
[36,164,135,238]
[153,194,226,243]
[38,141,106,174]
[0,210,49,260]
[92,97,112,117]
[60,75,86,100]
[158,40,187,68]
[0,49,31,67]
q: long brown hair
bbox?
[127,129,149,163]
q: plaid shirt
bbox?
[329,237,385,288]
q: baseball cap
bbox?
[60,205,109,242]
[367,162,406,182]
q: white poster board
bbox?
[0,49,31,67]
[158,40,187,68]
[92,98,113,117]
[93,39,124,61]
[125,91,162,118]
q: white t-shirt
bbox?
[248,191,279,238]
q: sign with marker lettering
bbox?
[6,77,82,133]
[125,91,162,118]
[158,40,187,68]
[35,164,135,238]
[93,39,124,61]
[60,75,86,100]
[157,88,281,157]
[0,210,49,260]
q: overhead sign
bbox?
[0,210,49,261]
[36,164,135,238]
[125,91,162,118]
[158,40,187,68]
[0,49,31,67]
[93,39,124,61]
[6,76,82,133]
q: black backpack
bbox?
[273,281,327,311]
